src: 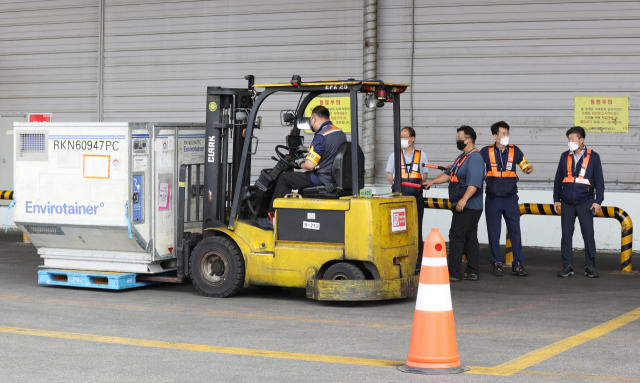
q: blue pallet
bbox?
[38,269,159,290]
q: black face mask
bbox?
[456,140,466,151]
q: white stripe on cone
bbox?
[422,257,448,266]
[415,284,453,312]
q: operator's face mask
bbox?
[456,138,467,151]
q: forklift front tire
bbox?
[323,263,365,281]
[189,236,245,298]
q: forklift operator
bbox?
[256,105,347,230]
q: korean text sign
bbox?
[574,97,629,132]
[304,97,351,132]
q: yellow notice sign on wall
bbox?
[574,97,629,133]
[304,97,351,132]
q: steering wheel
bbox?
[275,145,301,169]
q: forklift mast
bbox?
[204,82,254,234]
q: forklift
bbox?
[176,76,420,301]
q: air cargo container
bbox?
[13,122,205,274]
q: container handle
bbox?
[125,203,132,239]
[5,200,15,233]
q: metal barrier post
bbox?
[519,203,633,272]
[0,191,14,200]
[425,199,634,272]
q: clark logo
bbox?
[207,135,216,163]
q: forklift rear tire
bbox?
[323,263,365,281]
[189,236,245,298]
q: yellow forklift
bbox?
[176,76,420,301]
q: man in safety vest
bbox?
[480,121,534,277]
[386,127,429,271]
[424,125,486,281]
[553,126,604,278]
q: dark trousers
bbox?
[269,172,315,212]
[448,208,483,279]
[411,193,425,268]
[485,195,523,265]
[561,202,596,267]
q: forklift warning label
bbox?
[390,208,406,232]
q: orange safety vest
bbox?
[486,145,517,178]
[450,148,479,182]
[400,149,422,180]
[398,149,423,196]
[562,148,592,186]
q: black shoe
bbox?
[512,263,528,276]
[493,263,503,277]
[449,276,461,282]
[558,265,574,277]
[255,216,273,230]
[585,266,599,278]
[462,273,479,281]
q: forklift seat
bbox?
[300,141,365,199]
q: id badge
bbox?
[580,168,586,177]
[412,164,419,172]
[506,162,512,171]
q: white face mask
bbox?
[568,142,580,152]
[499,137,509,146]
[401,139,410,149]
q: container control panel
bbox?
[132,175,144,222]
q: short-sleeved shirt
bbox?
[444,150,486,210]
[306,121,347,186]
[385,149,429,179]
[479,144,525,174]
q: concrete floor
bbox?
[0,231,639,382]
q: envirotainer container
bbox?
[13,122,205,273]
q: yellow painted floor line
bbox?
[468,306,640,376]
[1,324,639,381]
[0,325,404,368]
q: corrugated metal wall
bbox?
[2,0,639,188]
[377,0,640,189]
[0,0,100,121]
[102,0,362,177]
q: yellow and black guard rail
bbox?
[424,199,634,272]
[0,191,14,200]
[515,203,633,272]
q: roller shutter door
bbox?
[102,0,362,176]
[0,0,100,121]
[377,1,640,188]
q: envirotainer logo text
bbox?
[26,201,104,215]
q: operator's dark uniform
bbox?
[269,121,346,212]
[479,144,529,266]
[553,147,604,268]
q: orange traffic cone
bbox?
[398,228,468,375]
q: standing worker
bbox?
[480,121,534,277]
[423,126,485,281]
[386,127,429,272]
[553,126,604,278]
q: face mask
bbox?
[401,139,410,149]
[500,137,509,146]
[456,140,466,151]
[568,142,579,152]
